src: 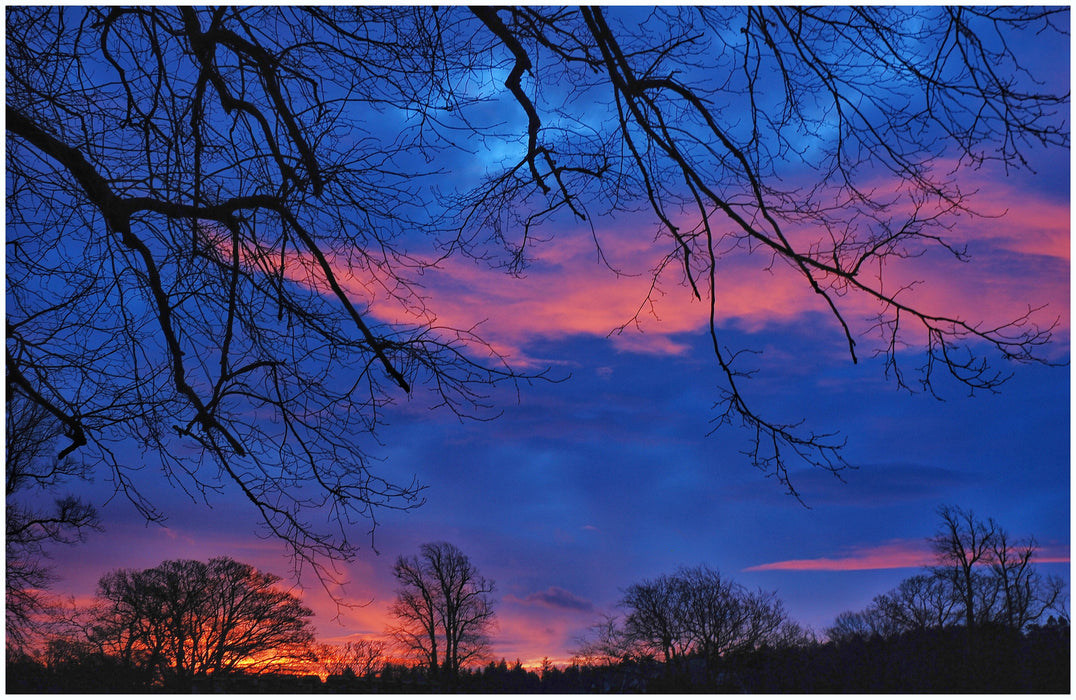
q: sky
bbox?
[37,147,1070,666]
[8,6,1072,670]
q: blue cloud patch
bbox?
[508,586,594,612]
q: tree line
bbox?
[6,506,1068,693]
[565,505,1068,692]
[830,505,1065,641]
[5,542,499,693]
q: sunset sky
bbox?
[11,7,1071,669]
[41,143,1070,665]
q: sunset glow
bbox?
[6,5,1069,688]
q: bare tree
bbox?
[826,610,876,644]
[6,389,101,655]
[834,506,1066,640]
[990,529,1066,631]
[387,552,440,675]
[677,566,787,674]
[620,565,788,678]
[316,638,386,679]
[879,573,962,633]
[387,542,495,681]
[571,613,636,667]
[88,557,315,690]
[621,573,688,668]
[6,6,1066,578]
[458,6,1066,495]
[5,6,524,580]
[931,505,1000,631]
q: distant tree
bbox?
[316,638,386,679]
[771,619,817,650]
[619,565,789,680]
[621,573,687,667]
[5,390,100,655]
[675,566,787,675]
[826,610,873,644]
[388,542,495,681]
[829,575,957,643]
[989,527,1066,631]
[87,557,315,690]
[832,506,1067,641]
[876,573,961,632]
[931,505,1000,631]
[572,613,637,667]
[930,504,1066,632]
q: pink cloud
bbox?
[268,168,1067,367]
[746,540,1071,572]
[1030,543,1071,565]
[745,540,935,572]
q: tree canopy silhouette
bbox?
[830,505,1066,642]
[85,557,315,690]
[6,6,1066,572]
[388,542,496,682]
[5,391,100,655]
[614,565,792,682]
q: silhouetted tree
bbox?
[621,573,687,668]
[316,638,386,679]
[388,542,495,682]
[931,505,999,631]
[87,557,315,690]
[617,565,789,684]
[5,6,523,579]
[678,565,787,664]
[832,506,1067,643]
[5,390,100,655]
[989,527,1066,631]
[826,610,875,645]
[6,7,1065,576]
[572,613,637,667]
[874,573,961,633]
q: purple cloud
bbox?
[506,586,595,613]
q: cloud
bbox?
[275,167,1067,371]
[1031,543,1071,565]
[744,540,935,572]
[745,538,1072,573]
[504,586,595,613]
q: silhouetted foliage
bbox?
[5,391,100,655]
[6,7,1067,585]
[314,638,386,679]
[736,620,1069,694]
[45,557,317,691]
[7,612,1068,693]
[578,565,792,688]
[7,508,1067,693]
[833,506,1067,645]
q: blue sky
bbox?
[43,208,1069,662]
[10,6,1071,668]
